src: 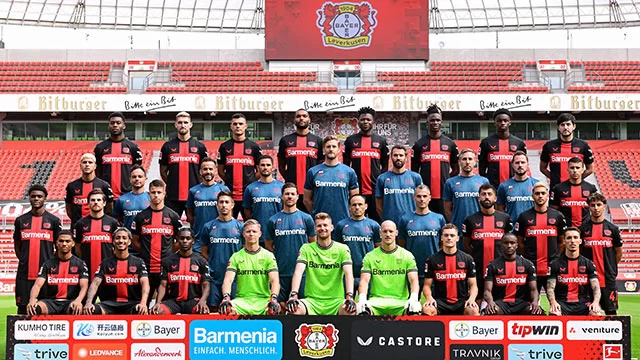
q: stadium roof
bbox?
[0,0,638,33]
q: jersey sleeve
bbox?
[519,139,527,153]
[540,143,550,163]
[548,259,559,278]
[449,139,460,167]
[160,259,169,281]
[93,144,103,176]
[305,215,316,237]
[361,253,373,274]
[266,217,275,241]
[12,221,21,243]
[505,215,513,232]
[398,216,408,240]
[132,143,143,166]
[514,215,525,237]
[101,183,114,203]
[266,253,278,273]
[484,263,496,282]
[113,198,124,219]
[159,142,169,166]
[349,168,359,190]
[296,244,310,264]
[172,213,182,235]
[199,142,209,164]
[277,137,286,165]
[413,172,423,186]
[550,185,560,206]
[372,222,382,244]
[466,256,477,278]
[217,143,227,165]
[200,259,212,282]
[586,260,598,280]
[227,253,238,272]
[343,138,352,166]
[94,262,106,279]
[73,221,83,243]
[37,262,49,279]
[197,223,209,248]
[340,245,353,266]
[496,183,507,205]
[424,257,434,279]
[65,182,73,204]
[303,168,315,191]
[462,217,471,238]
[478,139,488,169]
[410,142,420,172]
[557,212,568,233]
[137,260,149,278]
[380,138,390,171]
[79,261,90,279]
[131,213,141,235]
[526,260,537,282]
[583,143,594,165]
[186,188,195,210]
[242,186,252,209]
[612,224,623,247]
[253,143,263,164]
[442,179,453,201]
[404,252,418,272]
[375,175,384,198]
[332,221,343,242]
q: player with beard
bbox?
[551,157,597,228]
[344,106,389,222]
[27,231,89,315]
[515,182,567,293]
[479,109,527,188]
[484,233,543,315]
[14,185,62,314]
[186,157,230,250]
[463,184,513,302]
[278,109,324,212]
[547,227,602,316]
[113,165,150,231]
[411,105,460,215]
[243,155,284,246]
[94,112,142,199]
[304,135,359,225]
[376,145,423,226]
[65,153,114,229]
[497,151,539,222]
[541,113,594,189]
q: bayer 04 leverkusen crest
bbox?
[316,2,378,50]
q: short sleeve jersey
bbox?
[549,254,597,303]
[278,133,324,195]
[297,241,352,300]
[515,208,567,276]
[304,163,359,224]
[361,246,417,300]
[478,134,527,188]
[266,210,315,277]
[14,211,61,280]
[580,219,623,289]
[485,255,536,303]
[425,250,476,305]
[343,133,389,195]
[540,138,594,189]
[463,211,513,278]
[65,178,114,227]
[131,207,182,274]
[243,179,284,243]
[160,252,211,302]
[186,182,230,240]
[443,175,490,232]
[398,211,446,279]
[94,138,143,199]
[95,255,148,303]
[198,218,244,284]
[73,214,119,278]
[333,217,381,278]
[217,139,262,201]
[37,255,89,301]
[375,170,423,225]
[551,180,597,228]
[113,192,150,230]
[496,177,539,222]
[227,247,278,299]
[159,137,208,202]
[411,135,459,199]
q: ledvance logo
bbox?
[507,321,563,340]
[189,320,282,360]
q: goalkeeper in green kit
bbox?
[286,213,357,315]
[357,220,422,315]
[219,219,281,315]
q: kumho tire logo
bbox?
[507,321,563,340]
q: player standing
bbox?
[496,151,539,222]
[65,153,114,228]
[551,157,597,227]
[344,106,389,222]
[243,155,284,246]
[113,165,150,231]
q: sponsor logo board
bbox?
[131,320,185,339]
[352,320,444,359]
[73,343,127,360]
[190,319,282,360]
[507,344,563,360]
[449,320,504,340]
[507,321,563,340]
[13,344,68,360]
[131,343,185,360]
[450,344,503,360]
[73,320,127,340]
[14,320,69,340]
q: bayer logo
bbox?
[136,322,152,337]
[331,13,362,39]
[306,332,329,351]
[454,322,470,338]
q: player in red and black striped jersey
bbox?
[27,231,89,315]
[344,107,389,222]
[484,233,543,315]
[580,193,623,314]
[14,185,62,314]
[132,179,182,300]
[423,224,479,316]
[411,105,459,215]
[540,113,594,189]
[159,112,208,217]
[65,153,114,229]
[551,157,597,228]
[74,189,120,279]
[278,109,324,213]
[478,109,527,188]
[515,182,568,292]
[218,113,263,218]
[153,227,211,314]
[462,184,513,298]
[547,227,602,316]
[94,112,143,199]
[84,227,150,315]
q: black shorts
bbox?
[148,273,161,298]
[436,299,465,315]
[15,278,37,307]
[96,300,140,314]
[537,275,549,293]
[159,298,199,314]
[558,301,591,316]
[208,282,237,307]
[277,276,305,303]
[601,287,618,313]
[40,299,72,315]
[494,299,531,315]
[429,199,445,217]
[476,274,485,297]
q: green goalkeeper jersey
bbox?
[361,246,418,300]
[297,241,352,300]
[227,247,278,299]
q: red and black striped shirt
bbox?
[478,134,527,188]
[95,255,148,303]
[462,211,513,278]
[94,138,142,199]
[485,255,536,303]
[515,208,567,276]
[160,252,211,302]
[549,254,597,303]
[159,137,208,202]
[580,219,623,289]
[411,135,459,199]
[14,211,61,280]
[218,139,262,201]
[278,133,323,195]
[551,180,597,228]
[344,133,388,195]
[132,207,182,274]
[541,138,594,189]
[65,177,114,228]
[74,214,120,279]
[425,250,476,305]
[38,255,89,300]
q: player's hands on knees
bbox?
[69,300,83,315]
[266,294,281,315]
[343,292,357,314]
[195,300,210,314]
[464,299,478,310]
[548,301,561,315]
[357,298,372,315]
[151,304,162,315]
[219,293,233,315]
[26,300,38,316]
[136,303,149,315]
[83,303,95,315]
[405,293,421,315]
[484,301,499,315]
[286,291,300,313]
[529,302,544,315]
[588,302,602,316]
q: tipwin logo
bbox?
[507,321,562,340]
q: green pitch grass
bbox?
[0,295,637,359]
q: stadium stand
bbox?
[593,149,640,200]
[569,61,640,92]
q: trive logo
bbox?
[508,344,563,360]
[507,321,563,340]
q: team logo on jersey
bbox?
[583,190,590,197]
[163,217,171,224]
[318,170,325,177]
[549,218,556,224]
[510,144,517,151]
[573,147,581,152]
[43,222,51,229]
[295,323,339,359]
[129,266,137,272]
[442,144,449,150]
[579,266,587,272]
[496,221,504,227]
[83,226,89,231]
[496,267,504,274]
[408,220,415,227]
[316,2,377,50]
[455,182,461,188]
[226,148,232,153]
[277,218,282,225]
[143,201,150,207]
[231,228,239,235]
[171,147,177,152]
[385,178,391,184]
[191,147,198,153]
[517,266,525,272]
[560,267,566,272]
[309,141,316,147]
[103,225,111,232]
[296,219,304,225]
[364,226,370,232]
[70,266,78,273]
[143,218,150,224]
[75,188,81,194]
[245,148,252,155]
[254,187,260,193]
[405,179,413,185]
[474,223,481,227]
[191,264,199,271]
[604,229,612,236]
[422,145,428,150]
[372,142,379,148]
[458,262,466,268]
[123,147,130,153]
[338,173,345,179]
[429,220,437,227]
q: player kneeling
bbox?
[218,220,281,315]
[356,220,421,316]
[27,231,89,315]
[423,224,479,316]
[152,227,210,314]
[286,213,357,316]
[84,227,150,315]
[547,227,602,316]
